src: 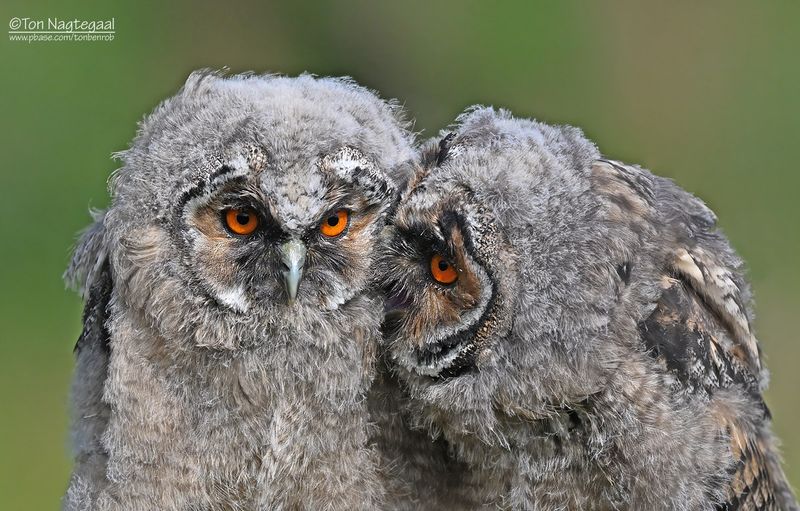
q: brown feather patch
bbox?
[711,401,782,510]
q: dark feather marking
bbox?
[209,164,235,183]
[177,181,207,212]
[616,262,632,284]
[74,260,112,354]
[177,166,248,214]
[639,277,759,398]
[436,132,457,167]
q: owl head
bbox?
[382,107,629,395]
[68,71,415,351]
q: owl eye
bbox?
[223,208,259,235]
[320,209,349,237]
[430,253,459,285]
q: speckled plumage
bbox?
[63,71,415,510]
[377,107,797,510]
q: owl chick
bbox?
[63,71,415,510]
[379,107,797,510]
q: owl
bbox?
[378,107,798,510]
[62,71,416,510]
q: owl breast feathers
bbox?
[376,107,798,510]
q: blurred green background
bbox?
[1,1,797,508]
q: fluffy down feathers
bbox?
[376,107,797,510]
[63,71,415,510]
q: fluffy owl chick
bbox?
[380,107,797,510]
[63,71,415,510]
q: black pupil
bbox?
[236,212,250,225]
[327,215,339,227]
[438,260,449,272]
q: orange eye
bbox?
[224,208,259,235]
[320,209,349,237]
[430,253,458,285]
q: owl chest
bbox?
[434,408,622,509]
[102,316,376,501]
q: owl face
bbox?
[381,177,518,378]
[104,72,414,350]
[181,146,390,314]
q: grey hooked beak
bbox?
[280,239,306,304]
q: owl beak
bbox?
[280,239,306,304]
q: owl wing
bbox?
[66,209,112,354]
[641,251,793,511]
[65,211,112,471]
[592,159,761,395]
[595,160,795,510]
[641,249,762,400]
[74,259,112,354]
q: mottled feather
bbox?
[596,159,792,510]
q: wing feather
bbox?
[672,247,761,373]
[594,158,761,391]
[66,212,112,478]
[595,159,795,509]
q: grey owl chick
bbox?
[378,107,797,510]
[63,71,415,510]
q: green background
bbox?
[1,1,797,508]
